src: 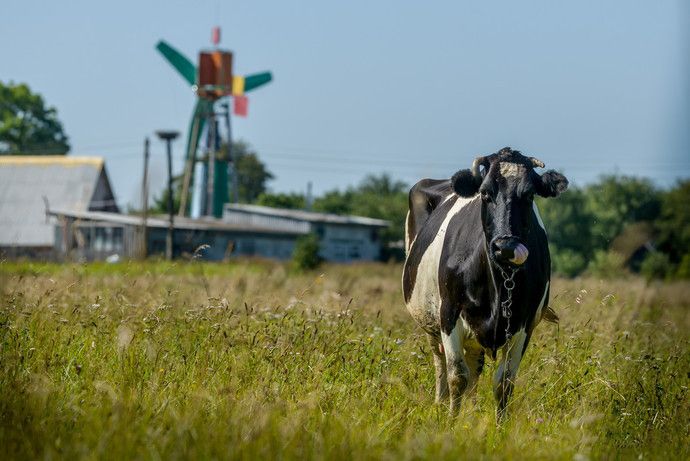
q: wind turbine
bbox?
[156,29,272,218]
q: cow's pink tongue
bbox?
[510,243,529,265]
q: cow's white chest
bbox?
[405,195,477,333]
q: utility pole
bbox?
[156,130,180,260]
[140,137,150,258]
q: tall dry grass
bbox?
[0,260,688,459]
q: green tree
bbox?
[0,81,70,155]
[151,175,183,215]
[312,190,354,215]
[355,174,408,196]
[536,187,594,259]
[255,192,305,209]
[291,234,322,271]
[655,179,690,264]
[584,175,661,250]
[676,254,690,279]
[639,251,672,281]
[538,176,665,277]
[349,174,408,247]
[550,246,587,278]
[232,141,274,203]
[587,250,626,278]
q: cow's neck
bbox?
[478,240,522,351]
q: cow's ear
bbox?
[535,170,568,197]
[451,169,480,197]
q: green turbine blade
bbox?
[156,40,197,86]
[244,71,273,92]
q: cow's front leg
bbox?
[428,335,448,403]
[463,340,485,399]
[493,328,528,421]
[441,317,469,416]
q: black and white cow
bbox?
[402,147,568,417]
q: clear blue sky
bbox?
[2,1,688,208]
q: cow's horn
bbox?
[471,156,486,179]
[530,157,545,168]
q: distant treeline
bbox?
[146,141,688,279]
[258,174,690,280]
[536,176,689,279]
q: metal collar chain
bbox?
[498,266,517,343]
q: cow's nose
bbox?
[491,238,529,265]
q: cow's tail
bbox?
[541,306,559,324]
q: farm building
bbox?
[48,209,305,261]
[1,156,389,262]
[48,204,389,262]
[223,204,388,262]
[0,156,119,259]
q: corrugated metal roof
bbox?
[224,204,390,227]
[0,156,104,167]
[48,209,310,236]
[0,156,117,246]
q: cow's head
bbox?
[451,147,568,268]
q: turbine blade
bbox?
[244,71,273,92]
[156,40,197,86]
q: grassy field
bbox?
[1,260,688,460]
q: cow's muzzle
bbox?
[490,237,529,266]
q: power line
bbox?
[14,137,690,168]
[9,139,688,179]
[76,150,687,179]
